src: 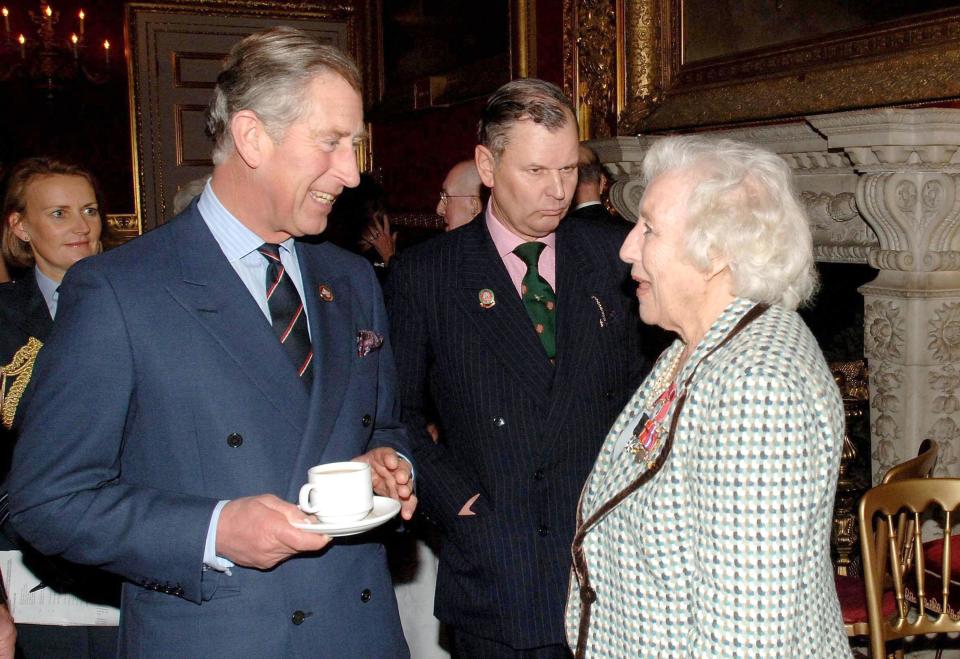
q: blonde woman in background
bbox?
[0,156,118,659]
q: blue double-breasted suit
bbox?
[7,204,410,658]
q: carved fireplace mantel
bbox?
[591,107,960,481]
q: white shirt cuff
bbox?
[203,500,234,575]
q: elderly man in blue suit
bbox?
[8,27,415,658]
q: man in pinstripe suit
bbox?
[385,79,645,657]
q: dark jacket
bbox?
[384,214,646,648]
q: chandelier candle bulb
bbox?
[17,33,23,59]
[70,32,77,58]
[77,8,83,36]
[102,39,108,63]
[2,8,9,35]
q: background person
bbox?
[8,28,414,659]
[565,144,625,226]
[386,78,645,657]
[567,136,848,657]
[436,159,483,232]
[326,173,397,278]
[0,156,117,658]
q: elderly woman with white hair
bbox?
[566,136,849,657]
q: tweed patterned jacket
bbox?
[566,298,851,657]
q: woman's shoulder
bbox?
[710,305,831,389]
[0,276,38,316]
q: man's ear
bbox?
[230,110,268,168]
[475,145,496,188]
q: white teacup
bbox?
[298,462,373,523]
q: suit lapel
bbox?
[164,209,310,434]
[293,244,353,467]
[454,220,553,402]
[540,223,605,445]
[12,272,53,341]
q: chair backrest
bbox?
[871,441,939,585]
[859,477,960,657]
[881,439,939,484]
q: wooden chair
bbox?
[859,477,960,657]
[836,440,938,640]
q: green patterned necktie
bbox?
[513,241,557,359]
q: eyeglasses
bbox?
[439,192,480,205]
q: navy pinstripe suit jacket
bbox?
[385,214,646,648]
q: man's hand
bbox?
[0,603,15,659]
[216,494,330,570]
[353,448,417,521]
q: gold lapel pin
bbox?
[318,284,334,302]
[479,288,496,309]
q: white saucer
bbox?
[292,496,401,537]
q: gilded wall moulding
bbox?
[619,2,960,133]
[617,0,660,131]
[864,300,905,362]
[568,0,619,138]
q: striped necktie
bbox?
[258,243,313,386]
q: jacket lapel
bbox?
[454,220,554,402]
[292,243,353,468]
[540,224,605,443]
[164,209,310,434]
[13,272,53,340]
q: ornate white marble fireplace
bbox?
[592,108,960,482]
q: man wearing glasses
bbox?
[436,160,484,232]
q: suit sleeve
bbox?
[7,263,217,604]
[384,254,484,532]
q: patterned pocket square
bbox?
[357,329,384,357]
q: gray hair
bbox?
[642,135,818,310]
[206,26,361,165]
[478,78,576,158]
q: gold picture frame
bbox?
[620,1,960,133]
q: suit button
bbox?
[226,433,243,448]
[604,391,614,400]
[533,469,544,481]
[291,610,306,625]
[361,414,372,427]
[537,525,550,536]
[492,417,505,428]
[360,589,372,603]
[582,586,597,603]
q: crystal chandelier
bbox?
[1,1,111,98]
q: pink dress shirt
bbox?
[485,204,557,296]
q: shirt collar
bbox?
[573,200,602,211]
[34,266,59,319]
[197,181,295,260]
[484,201,556,259]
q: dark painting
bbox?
[683,0,960,62]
